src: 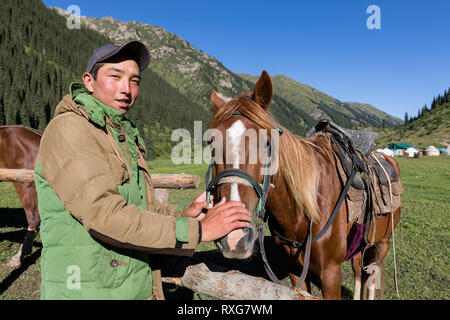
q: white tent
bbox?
[405,147,419,157]
[443,147,450,156]
[377,148,394,157]
[424,145,440,156]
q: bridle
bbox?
[204,111,285,284]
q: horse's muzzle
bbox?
[215,225,257,259]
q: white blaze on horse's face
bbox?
[215,118,259,259]
[226,119,246,202]
[224,120,246,253]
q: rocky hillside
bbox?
[0,0,215,159]
[375,100,450,149]
[51,7,251,109]
[51,7,318,135]
[51,6,402,132]
[239,74,402,128]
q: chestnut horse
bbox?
[0,125,42,267]
[206,71,401,299]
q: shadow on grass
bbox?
[0,218,42,296]
[0,228,42,248]
[0,247,42,295]
[0,208,28,229]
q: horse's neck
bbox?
[266,169,310,230]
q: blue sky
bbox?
[42,0,450,120]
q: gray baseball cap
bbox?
[85,40,150,73]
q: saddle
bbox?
[307,120,403,244]
[364,152,403,216]
[306,119,372,190]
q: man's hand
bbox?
[199,197,251,242]
[185,191,213,221]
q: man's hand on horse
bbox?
[198,197,251,242]
[185,191,214,220]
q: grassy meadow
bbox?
[0,156,448,300]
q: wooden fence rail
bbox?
[0,168,200,204]
[0,168,200,189]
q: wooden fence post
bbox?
[154,188,170,204]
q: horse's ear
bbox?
[211,89,225,113]
[253,70,273,109]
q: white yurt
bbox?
[405,147,419,158]
[377,148,394,157]
[443,147,450,156]
[424,145,440,156]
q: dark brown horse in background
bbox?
[206,71,401,299]
[0,125,42,267]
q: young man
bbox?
[34,40,250,300]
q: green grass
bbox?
[0,156,449,299]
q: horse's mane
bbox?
[210,94,322,223]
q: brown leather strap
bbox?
[258,223,283,285]
[258,219,313,289]
[296,222,312,289]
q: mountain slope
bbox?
[50,6,402,135]
[51,7,252,109]
[0,0,211,158]
[51,7,318,135]
[375,101,450,149]
[239,74,403,128]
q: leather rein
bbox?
[204,112,361,290]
